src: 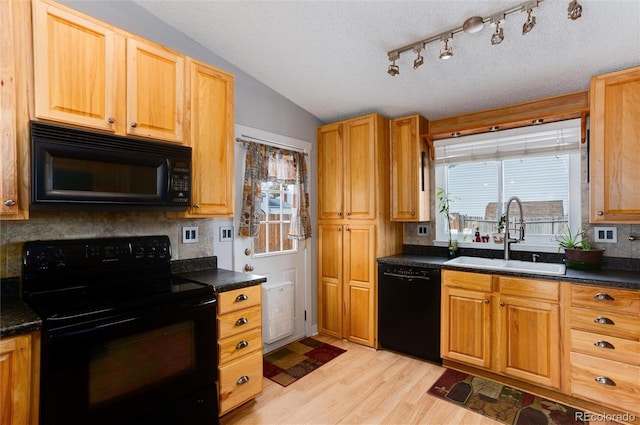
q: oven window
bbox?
[52,157,158,194]
[89,321,195,406]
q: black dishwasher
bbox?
[378,264,441,364]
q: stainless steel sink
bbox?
[444,256,566,276]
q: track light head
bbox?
[491,24,504,45]
[413,45,424,69]
[439,37,453,60]
[387,52,400,76]
[522,8,536,35]
[567,0,582,20]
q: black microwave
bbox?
[31,121,192,211]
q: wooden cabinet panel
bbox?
[571,307,639,339]
[570,329,640,365]
[317,123,343,220]
[344,116,376,220]
[218,328,262,365]
[590,66,640,223]
[126,38,184,143]
[496,295,560,388]
[442,270,493,292]
[571,284,640,314]
[441,285,492,368]
[390,115,430,222]
[497,276,559,302]
[218,305,262,339]
[318,224,343,338]
[218,285,261,315]
[33,0,119,131]
[218,350,263,414]
[185,59,234,216]
[0,334,33,425]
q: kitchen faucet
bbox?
[503,196,525,260]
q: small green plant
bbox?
[555,226,591,251]
[497,214,506,233]
[436,187,456,248]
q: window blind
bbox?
[434,119,581,164]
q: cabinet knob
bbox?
[499,301,505,307]
[236,293,248,302]
[337,212,342,217]
[130,122,138,128]
[594,340,615,350]
[411,211,416,216]
[107,117,115,124]
[193,203,200,209]
[337,227,342,231]
[236,340,249,350]
[484,299,490,304]
[594,292,614,301]
[597,210,604,216]
[594,316,615,325]
[235,317,249,326]
[594,376,616,386]
[3,199,15,207]
[236,375,250,386]
[346,212,351,216]
[345,227,350,232]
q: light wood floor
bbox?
[220,334,504,425]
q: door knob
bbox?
[243,264,254,272]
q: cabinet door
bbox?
[390,115,429,222]
[590,66,640,223]
[344,116,376,220]
[318,224,343,338]
[187,60,234,216]
[33,0,119,131]
[441,286,492,368]
[126,38,184,143]
[496,295,560,389]
[343,223,376,347]
[0,334,32,425]
[317,123,343,219]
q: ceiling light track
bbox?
[387,0,582,76]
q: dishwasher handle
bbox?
[383,272,432,281]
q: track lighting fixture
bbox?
[385,0,583,76]
[439,36,453,60]
[567,0,582,20]
[522,6,536,35]
[413,45,424,69]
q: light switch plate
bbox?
[182,226,199,243]
[417,224,429,237]
[219,226,234,242]
[594,226,616,243]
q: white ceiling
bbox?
[132,0,640,123]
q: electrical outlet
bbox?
[417,224,429,237]
[594,226,617,243]
[219,226,233,242]
[182,226,199,243]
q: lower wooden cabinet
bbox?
[0,332,39,425]
[216,285,263,416]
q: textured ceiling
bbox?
[133,0,640,123]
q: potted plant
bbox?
[555,227,604,269]
[492,214,506,244]
[436,187,457,256]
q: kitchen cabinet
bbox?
[390,114,430,222]
[179,59,235,217]
[0,332,39,425]
[32,0,185,144]
[568,284,640,415]
[441,271,561,389]
[589,65,640,223]
[317,113,402,348]
[217,285,263,415]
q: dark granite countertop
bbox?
[378,254,640,290]
[1,296,42,338]
[173,268,266,293]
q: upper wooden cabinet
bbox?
[390,114,430,222]
[180,59,235,217]
[318,114,383,220]
[590,66,640,223]
[32,0,185,144]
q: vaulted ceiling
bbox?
[133,0,640,123]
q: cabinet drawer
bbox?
[219,350,263,414]
[219,327,262,365]
[570,352,640,415]
[571,285,640,315]
[570,329,640,365]
[571,307,639,339]
[443,270,492,292]
[498,277,559,302]
[218,285,261,315]
[218,305,262,339]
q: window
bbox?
[253,181,297,256]
[434,119,582,249]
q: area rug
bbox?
[427,369,587,425]
[263,337,346,387]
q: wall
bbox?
[0,0,322,290]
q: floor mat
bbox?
[263,337,346,387]
[427,369,587,425]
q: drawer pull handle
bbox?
[237,375,250,386]
[236,340,249,350]
[236,294,248,302]
[594,317,615,325]
[594,340,615,349]
[594,293,614,301]
[595,376,616,386]
[235,317,249,326]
